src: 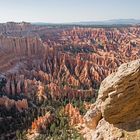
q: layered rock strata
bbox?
[84,59,140,139]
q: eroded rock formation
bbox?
[30,112,54,133]
[0,22,41,33]
[0,22,140,139]
[64,103,84,126]
[0,96,28,111]
[0,24,140,103]
[84,59,140,140]
[98,59,140,124]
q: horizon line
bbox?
[0,18,140,24]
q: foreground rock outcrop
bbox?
[84,59,140,140]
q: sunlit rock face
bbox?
[64,103,84,126]
[84,59,140,140]
[98,59,140,124]
[30,112,54,133]
[0,35,44,74]
[0,96,28,111]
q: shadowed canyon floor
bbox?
[0,22,140,140]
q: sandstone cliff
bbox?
[0,22,36,33]
[0,35,44,73]
[84,59,140,140]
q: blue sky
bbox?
[0,0,140,23]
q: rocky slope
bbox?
[84,59,140,140]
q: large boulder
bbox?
[84,59,140,140]
[98,59,140,124]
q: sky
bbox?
[0,0,140,23]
